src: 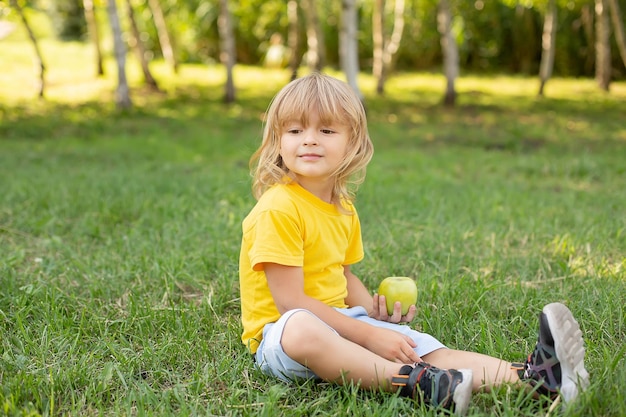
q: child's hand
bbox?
[371,293,417,324]
[364,326,423,364]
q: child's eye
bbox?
[286,128,302,134]
[321,129,335,134]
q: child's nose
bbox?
[302,130,318,145]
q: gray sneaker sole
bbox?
[452,369,473,415]
[542,302,590,403]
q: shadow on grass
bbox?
[1,77,624,158]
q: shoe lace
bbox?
[392,363,461,409]
[414,363,457,409]
[523,342,561,396]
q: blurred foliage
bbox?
[4,0,626,78]
[42,0,87,40]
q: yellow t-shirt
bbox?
[239,182,364,353]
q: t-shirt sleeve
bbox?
[248,209,304,271]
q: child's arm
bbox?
[343,266,416,323]
[264,262,422,364]
[343,266,375,313]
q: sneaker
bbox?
[391,362,472,415]
[519,302,589,403]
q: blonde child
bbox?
[238,72,589,414]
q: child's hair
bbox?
[250,72,374,208]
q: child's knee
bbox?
[281,310,333,355]
[282,310,316,343]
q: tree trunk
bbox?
[340,0,363,100]
[595,0,611,90]
[378,0,405,94]
[608,0,626,69]
[580,5,595,75]
[218,0,236,103]
[538,0,557,97]
[372,0,384,87]
[302,0,325,71]
[107,0,132,109]
[10,0,45,98]
[287,0,302,81]
[513,4,537,74]
[82,0,104,76]
[125,0,159,91]
[437,0,458,107]
[148,0,178,74]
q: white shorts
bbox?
[254,306,446,382]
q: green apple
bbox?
[377,276,418,315]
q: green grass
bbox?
[1,29,625,416]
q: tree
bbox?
[287,0,302,81]
[10,0,45,98]
[340,0,363,100]
[437,0,458,107]
[125,0,159,90]
[106,0,132,109]
[302,0,325,72]
[82,0,104,76]
[218,0,236,103]
[595,0,611,90]
[608,0,626,70]
[581,3,596,75]
[372,0,384,89]
[378,0,406,94]
[538,0,557,97]
[147,0,178,74]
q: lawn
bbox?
[1,30,625,416]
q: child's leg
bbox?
[423,302,589,402]
[423,348,520,391]
[280,310,403,390]
[276,310,474,414]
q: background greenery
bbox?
[5,0,626,77]
[1,14,626,417]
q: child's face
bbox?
[279,109,349,192]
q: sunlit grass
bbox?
[1,26,625,417]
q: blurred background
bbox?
[2,0,625,107]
